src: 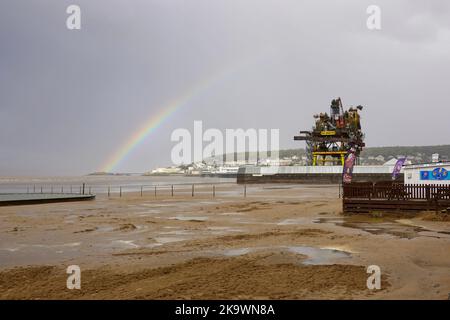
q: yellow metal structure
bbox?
[312,151,346,166]
[320,131,336,136]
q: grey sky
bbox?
[1,0,450,175]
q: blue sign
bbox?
[420,168,449,180]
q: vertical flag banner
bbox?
[392,157,406,180]
[342,150,356,183]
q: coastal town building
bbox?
[403,162,450,185]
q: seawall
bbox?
[237,165,403,184]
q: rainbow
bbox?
[100,68,233,173]
[99,53,270,173]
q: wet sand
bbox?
[0,184,449,299]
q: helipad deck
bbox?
[0,193,95,206]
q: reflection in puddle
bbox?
[287,246,351,265]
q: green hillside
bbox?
[210,145,450,165]
[278,145,450,164]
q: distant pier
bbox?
[0,193,95,206]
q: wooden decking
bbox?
[343,182,450,213]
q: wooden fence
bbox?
[343,181,450,213]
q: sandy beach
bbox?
[0,184,449,300]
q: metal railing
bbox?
[0,182,250,198]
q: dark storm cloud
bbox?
[0,0,449,175]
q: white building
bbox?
[216,166,240,174]
[150,166,184,174]
[263,158,292,166]
[403,162,450,185]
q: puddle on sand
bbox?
[207,226,245,233]
[312,218,342,224]
[32,242,81,248]
[235,219,276,225]
[417,231,450,239]
[0,242,84,268]
[96,225,115,232]
[218,246,351,265]
[277,218,312,225]
[154,237,189,244]
[223,248,253,256]
[0,247,22,252]
[314,217,450,239]
[135,209,161,216]
[110,240,140,249]
[168,216,209,222]
[64,215,79,224]
[159,230,193,236]
[287,246,351,265]
[220,212,244,216]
